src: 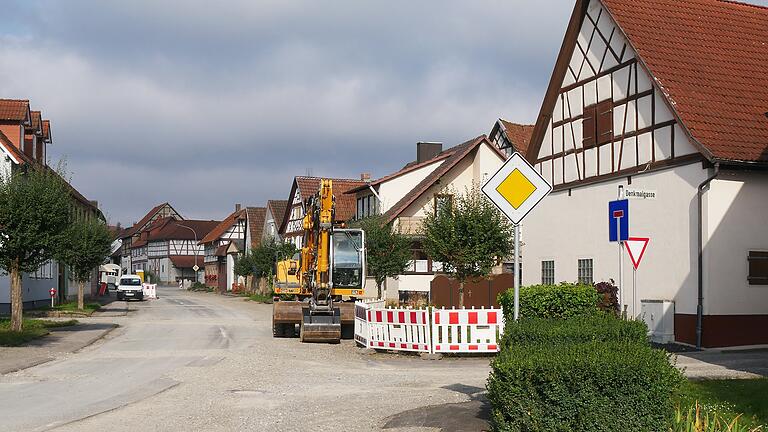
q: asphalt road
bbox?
[0,287,493,432]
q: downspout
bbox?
[696,162,720,350]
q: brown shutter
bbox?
[582,105,597,148]
[597,100,614,145]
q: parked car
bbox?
[116,275,144,301]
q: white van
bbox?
[116,275,144,301]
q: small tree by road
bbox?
[0,168,72,331]
[57,218,113,310]
[236,239,297,293]
[354,216,411,299]
[421,185,514,307]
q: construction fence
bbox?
[354,299,505,354]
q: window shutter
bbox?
[582,105,597,148]
[748,251,768,285]
[597,100,614,145]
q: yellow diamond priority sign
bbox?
[482,152,552,224]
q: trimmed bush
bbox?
[501,314,648,348]
[487,340,685,432]
[498,282,599,321]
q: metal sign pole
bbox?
[514,223,520,321]
[617,218,623,317]
[633,267,637,318]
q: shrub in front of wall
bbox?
[500,314,648,348]
[487,340,685,432]
[498,282,600,321]
[595,280,620,315]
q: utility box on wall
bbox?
[640,300,675,344]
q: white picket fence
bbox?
[354,301,505,354]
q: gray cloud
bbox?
[8,0,749,225]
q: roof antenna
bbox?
[305,168,313,177]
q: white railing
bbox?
[354,302,505,354]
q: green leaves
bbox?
[498,282,601,321]
[353,215,411,294]
[237,238,297,279]
[0,167,72,274]
[421,184,514,284]
[57,218,113,283]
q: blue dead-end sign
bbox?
[609,199,629,242]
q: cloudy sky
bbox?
[2,1,764,225]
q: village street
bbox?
[0,287,492,432]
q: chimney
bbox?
[417,142,443,164]
[360,173,371,182]
[235,203,242,212]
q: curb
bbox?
[73,323,119,353]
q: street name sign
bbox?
[608,199,629,242]
[625,237,650,269]
[482,152,552,225]
[624,189,657,200]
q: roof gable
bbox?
[490,119,535,156]
[126,203,182,237]
[528,0,768,166]
[0,99,30,123]
[382,136,503,223]
[246,206,267,247]
[200,208,247,244]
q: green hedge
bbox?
[498,282,600,321]
[500,314,648,348]
[487,340,685,432]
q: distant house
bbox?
[261,200,288,243]
[139,217,219,284]
[278,176,366,249]
[200,206,249,292]
[347,137,507,299]
[0,99,104,312]
[119,203,182,274]
[520,0,768,347]
[489,119,534,158]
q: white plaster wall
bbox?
[704,172,768,315]
[522,162,707,317]
[0,262,60,305]
[377,160,443,213]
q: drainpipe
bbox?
[696,162,720,350]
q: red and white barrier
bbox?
[366,307,431,352]
[354,302,505,354]
[142,283,157,299]
[354,299,384,347]
[431,307,504,353]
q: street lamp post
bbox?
[171,222,199,283]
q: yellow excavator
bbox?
[272,179,366,343]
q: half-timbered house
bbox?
[260,200,288,243]
[521,0,768,347]
[200,206,248,292]
[142,217,219,284]
[278,176,366,249]
[489,119,535,158]
[119,203,182,274]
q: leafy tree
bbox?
[0,167,72,331]
[236,239,297,280]
[57,219,113,310]
[421,185,514,307]
[354,215,412,299]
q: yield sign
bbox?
[625,237,649,269]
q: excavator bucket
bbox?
[300,306,341,343]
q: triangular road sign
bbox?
[625,237,650,270]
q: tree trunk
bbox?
[458,280,465,308]
[10,260,23,332]
[78,281,85,311]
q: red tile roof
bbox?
[382,136,504,223]
[296,176,366,221]
[30,111,42,134]
[267,200,288,226]
[498,120,534,156]
[0,130,31,164]
[0,99,29,122]
[602,0,768,163]
[124,203,179,237]
[200,209,246,244]
[42,120,51,142]
[169,255,202,269]
[146,217,220,242]
[246,206,266,248]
